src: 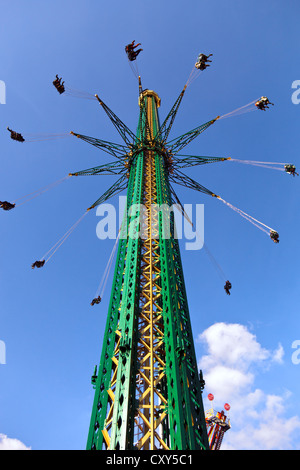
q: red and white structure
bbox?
[205,394,231,450]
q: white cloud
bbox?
[272,343,284,364]
[199,322,270,369]
[0,434,31,451]
[197,322,300,450]
[223,394,300,450]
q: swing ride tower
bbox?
[86,88,209,451]
[5,48,288,452]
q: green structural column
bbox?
[87,89,209,451]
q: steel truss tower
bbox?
[6,48,286,453]
[86,89,209,451]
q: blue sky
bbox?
[0,0,299,450]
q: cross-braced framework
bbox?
[84,87,214,451]
[6,50,294,451]
[66,79,284,451]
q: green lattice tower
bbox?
[86,89,209,451]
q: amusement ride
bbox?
[3,43,297,450]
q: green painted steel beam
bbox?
[166,117,219,155]
[86,153,139,450]
[86,90,209,451]
[70,132,128,159]
[70,161,126,177]
[173,155,229,169]
[170,169,217,197]
[88,175,128,210]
